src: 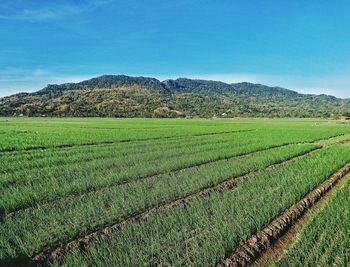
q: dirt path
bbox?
[218,162,350,267]
[315,133,350,146]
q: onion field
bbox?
[0,117,349,267]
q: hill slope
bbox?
[0,75,349,118]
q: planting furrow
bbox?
[218,161,350,267]
[306,132,350,147]
[0,129,255,153]
[30,146,320,265]
[315,132,350,146]
[4,142,304,218]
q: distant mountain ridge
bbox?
[0,75,349,118]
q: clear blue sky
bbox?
[1,0,350,98]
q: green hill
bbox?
[0,75,349,118]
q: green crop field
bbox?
[0,117,349,267]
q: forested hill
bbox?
[0,75,349,118]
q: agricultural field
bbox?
[0,117,349,267]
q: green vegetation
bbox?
[0,75,349,118]
[0,117,349,266]
[56,145,350,267]
[0,143,317,259]
[276,176,350,267]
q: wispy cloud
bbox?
[0,0,114,22]
[0,7,78,21]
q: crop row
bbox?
[0,128,255,160]
[0,131,317,214]
[0,132,251,185]
[276,176,350,267]
[48,144,350,267]
[2,125,348,204]
[1,118,349,152]
[219,159,350,266]
[0,120,254,151]
[0,144,316,261]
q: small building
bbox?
[221,112,228,117]
[340,116,350,121]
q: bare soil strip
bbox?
[4,142,299,218]
[315,133,350,146]
[253,174,350,267]
[218,162,350,267]
[0,129,255,153]
[30,147,320,265]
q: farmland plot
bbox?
[0,118,349,267]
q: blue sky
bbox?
[1,0,350,98]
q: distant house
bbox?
[221,112,228,117]
[341,116,350,121]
